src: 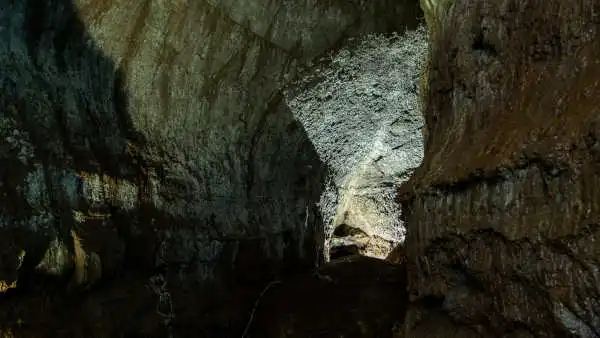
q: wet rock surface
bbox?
[400,0,600,336]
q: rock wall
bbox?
[285,27,427,261]
[0,0,422,335]
[401,0,600,336]
[0,0,420,285]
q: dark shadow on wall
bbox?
[0,0,332,336]
[0,0,147,288]
[360,0,424,34]
[176,92,331,337]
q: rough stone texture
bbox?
[285,27,426,261]
[0,0,422,336]
[400,0,600,336]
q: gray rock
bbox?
[285,26,427,260]
[0,0,422,290]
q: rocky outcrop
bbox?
[286,27,426,261]
[400,0,600,336]
[0,0,422,335]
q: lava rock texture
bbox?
[400,0,600,336]
[286,26,427,261]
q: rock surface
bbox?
[400,0,600,336]
[0,0,422,336]
[286,27,426,261]
[0,256,408,337]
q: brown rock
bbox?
[400,0,600,336]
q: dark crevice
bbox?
[329,244,360,260]
[449,262,486,292]
[400,154,571,203]
[421,295,446,309]
[333,223,367,237]
[472,31,498,57]
[24,0,47,63]
[245,92,283,200]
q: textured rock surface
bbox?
[0,0,422,335]
[286,27,426,261]
[400,0,600,336]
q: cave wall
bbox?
[0,0,423,294]
[285,27,427,261]
[401,0,600,336]
[75,0,422,284]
